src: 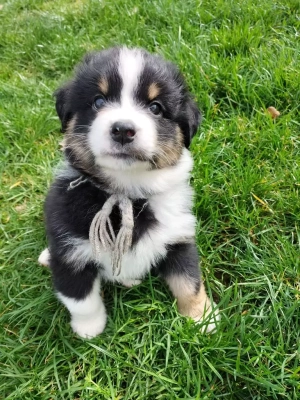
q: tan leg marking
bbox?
[166,275,220,332]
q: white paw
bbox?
[194,302,220,333]
[120,279,142,288]
[71,312,107,339]
[38,248,50,267]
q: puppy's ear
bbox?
[54,82,73,133]
[181,97,202,148]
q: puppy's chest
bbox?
[96,189,195,281]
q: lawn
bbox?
[0,0,299,398]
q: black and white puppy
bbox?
[39,47,219,338]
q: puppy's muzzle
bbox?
[111,120,136,146]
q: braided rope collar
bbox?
[68,175,134,276]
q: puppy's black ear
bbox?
[181,97,202,148]
[54,83,73,133]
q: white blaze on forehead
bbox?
[118,48,144,105]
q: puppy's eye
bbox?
[93,95,106,110]
[149,102,162,116]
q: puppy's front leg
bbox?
[158,242,219,332]
[50,255,106,339]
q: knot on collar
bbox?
[89,194,134,276]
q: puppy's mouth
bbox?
[104,149,149,163]
[107,152,134,160]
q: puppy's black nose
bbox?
[110,120,136,145]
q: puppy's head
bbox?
[55,47,201,174]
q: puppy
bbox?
[40,47,219,338]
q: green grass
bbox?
[0,0,299,398]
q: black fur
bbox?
[157,242,201,294]
[135,52,201,149]
[54,83,73,133]
[179,97,202,148]
[51,256,98,300]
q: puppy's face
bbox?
[55,47,201,174]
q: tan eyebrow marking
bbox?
[148,83,160,100]
[98,78,109,95]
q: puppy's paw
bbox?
[71,312,107,339]
[38,248,50,267]
[120,279,142,288]
[192,300,220,333]
[178,288,220,334]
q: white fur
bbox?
[57,277,107,338]
[38,248,50,267]
[119,279,142,288]
[62,237,94,271]
[88,106,157,170]
[119,47,144,102]
[88,48,158,171]
[196,302,220,334]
